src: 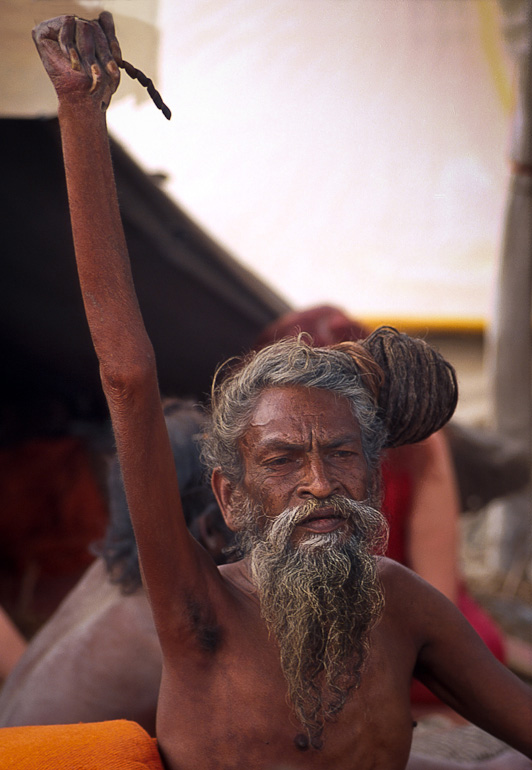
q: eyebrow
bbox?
[322,435,362,449]
[255,434,361,453]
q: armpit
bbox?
[185,595,223,653]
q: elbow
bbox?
[100,345,158,404]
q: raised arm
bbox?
[32,15,220,645]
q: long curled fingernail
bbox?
[70,49,81,71]
[111,41,123,66]
[89,63,101,93]
[106,60,119,77]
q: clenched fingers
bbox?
[32,14,120,106]
[98,12,123,67]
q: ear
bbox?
[211,468,239,532]
[194,506,232,564]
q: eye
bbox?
[262,455,299,474]
[330,449,357,460]
[266,456,291,467]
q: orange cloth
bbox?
[0,720,164,769]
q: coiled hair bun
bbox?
[360,327,458,448]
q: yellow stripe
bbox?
[358,316,486,335]
[475,0,515,115]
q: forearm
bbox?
[57,99,154,386]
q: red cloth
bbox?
[381,451,506,704]
[381,453,412,567]
[0,437,108,576]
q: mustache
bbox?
[260,495,387,552]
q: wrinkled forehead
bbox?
[241,385,361,449]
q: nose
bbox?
[298,455,338,500]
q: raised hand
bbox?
[33,12,171,118]
[32,13,121,112]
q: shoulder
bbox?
[377,556,473,648]
[378,554,446,591]
[378,554,421,588]
[378,555,456,605]
[378,556,456,622]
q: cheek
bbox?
[254,483,283,510]
[242,475,290,515]
[343,465,369,499]
[358,468,371,500]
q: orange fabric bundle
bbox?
[0,720,164,769]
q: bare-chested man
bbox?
[31,14,532,770]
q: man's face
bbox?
[236,385,368,544]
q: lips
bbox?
[302,506,336,522]
[298,507,346,533]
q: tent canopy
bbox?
[1,118,289,437]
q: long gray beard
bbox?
[231,494,388,744]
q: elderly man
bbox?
[31,14,532,770]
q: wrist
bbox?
[57,95,108,127]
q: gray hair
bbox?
[201,336,387,498]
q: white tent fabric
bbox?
[108,0,514,325]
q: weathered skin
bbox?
[30,14,532,770]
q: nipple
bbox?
[294,733,309,750]
[294,733,323,751]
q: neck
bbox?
[220,557,258,600]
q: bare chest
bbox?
[156,611,416,770]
